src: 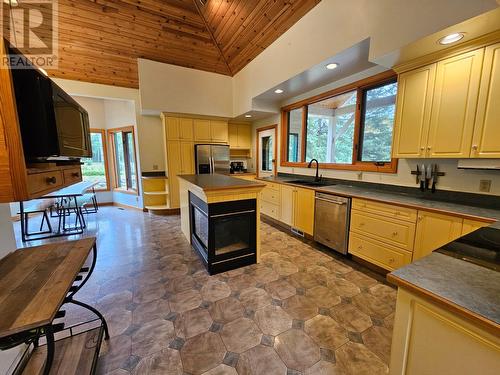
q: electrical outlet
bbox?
[479,180,491,192]
[152,164,158,170]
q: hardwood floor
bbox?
[13,207,395,374]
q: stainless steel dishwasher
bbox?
[313,192,351,254]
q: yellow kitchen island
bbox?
[178,174,266,274]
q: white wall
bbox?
[233,0,498,116]
[138,58,233,118]
[252,67,500,196]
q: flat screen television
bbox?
[8,46,91,161]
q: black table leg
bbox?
[64,243,110,340]
[43,325,55,375]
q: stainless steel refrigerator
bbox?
[195,144,230,174]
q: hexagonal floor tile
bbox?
[239,287,272,311]
[169,289,202,313]
[202,364,238,375]
[306,285,341,308]
[304,315,348,350]
[272,260,299,276]
[329,303,373,333]
[181,332,226,375]
[236,345,287,375]
[274,329,320,371]
[201,279,232,302]
[220,317,262,353]
[254,305,293,336]
[208,297,245,324]
[335,342,388,374]
[305,360,339,375]
[175,307,213,339]
[288,272,321,289]
[131,318,175,357]
[282,295,318,320]
[344,271,378,288]
[361,326,393,364]
[353,292,394,319]
[132,348,183,375]
[132,298,170,325]
[265,279,296,300]
[327,278,361,298]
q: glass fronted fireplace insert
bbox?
[189,192,257,274]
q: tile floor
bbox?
[15,206,396,375]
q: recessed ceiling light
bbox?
[326,63,338,70]
[438,32,464,45]
[274,89,284,94]
[245,114,252,118]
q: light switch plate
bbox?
[479,180,491,192]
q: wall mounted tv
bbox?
[8,45,91,161]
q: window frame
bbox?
[280,70,398,173]
[108,126,139,195]
[82,128,111,192]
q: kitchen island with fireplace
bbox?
[178,174,266,274]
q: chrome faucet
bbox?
[307,159,321,182]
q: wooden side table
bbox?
[0,237,109,375]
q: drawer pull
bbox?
[389,258,395,264]
[46,176,57,184]
[392,231,398,236]
[359,222,365,226]
[357,245,363,250]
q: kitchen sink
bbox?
[286,179,335,187]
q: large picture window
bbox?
[81,129,110,190]
[281,71,398,173]
[108,126,138,193]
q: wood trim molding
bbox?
[89,128,111,192]
[256,125,278,178]
[280,70,398,173]
[0,38,29,202]
[282,70,396,111]
[107,126,139,195]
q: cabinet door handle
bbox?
[46,176,57,184]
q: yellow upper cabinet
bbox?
[210,120,228,143]
[413,211,463,261]
[427,49,484,158]
[393,64,435,158]
[179,118,194,140]
[180,141,195,174]
[194,119,211,142]
[228,123,252,149]
[471,42,500,158]
[166,117,180,140]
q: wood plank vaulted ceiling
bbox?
[7,0,322,88]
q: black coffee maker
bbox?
[230,161,244,173]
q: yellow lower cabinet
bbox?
[350,210,416,252]
[389,289,500,375]
[413,211,463,261]
[280,185,294,226]
[349,233,412,271]
[293,187,315,235]
[461,218,489,235]
[261,200,279,220]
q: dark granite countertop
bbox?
[178,174,265,191]
[388,252,500,332]
[258,175,500,228]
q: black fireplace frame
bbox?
[189,192,257,274]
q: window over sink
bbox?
[281,71,398,173]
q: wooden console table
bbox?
[0,238,109,375]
